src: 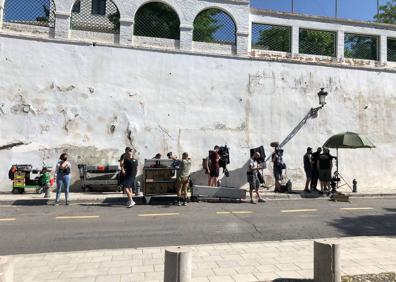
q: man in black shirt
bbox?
[120,147,138,208]
[303,147,312,193]
[318,147,333,194]
[310,147,322,192]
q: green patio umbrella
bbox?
[323,132,376,149]
[323,132,376,190]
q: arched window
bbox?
[3,0,55,28]
[71,0,120,33]
[134,2,180,40]
[193,8,236,44]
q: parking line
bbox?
[138,213,179,217]
[56,216,100,220]
[281,209,317,213]
[340,207,373,211]
[0,218,16,222]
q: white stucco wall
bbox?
[0,34,395,192]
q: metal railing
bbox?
[3,0,55,28]
[299,28,336,57]
[251,23,291,52]
[193,8,236,45]
[344,33,379,60]
[70,0,120,33]
[134,2,180,40]
[388,38,396,62]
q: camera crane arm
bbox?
[265,105,324,162]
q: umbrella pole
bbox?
[336,148,339,189]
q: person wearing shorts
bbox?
[176,152,192,206]
[120,148,138,208]
[247,152,265,204]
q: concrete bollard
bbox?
[0,257,14,282]
[164,247,192,282]
[314,241,341,282]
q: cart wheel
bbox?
[36,187,43,194]
[81,186,86,192]
[19,188,25,194]
[12,188,19,194]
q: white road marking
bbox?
[281,209,317,213]
[56,216,100,220]
[340,207,374,211]
[0,218,16,222]
[138,213,179,217]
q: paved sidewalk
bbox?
[9,236,396,282]
[1,186,396,205]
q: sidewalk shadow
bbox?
[329,213,396,236]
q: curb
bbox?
[1,192,396,205]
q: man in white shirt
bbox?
[247,152,265,204]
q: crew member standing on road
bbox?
[310,147,322,192]
[272,148,284,193]
[247,152,265,204]
[303,147,313,193]
[208,146,221,187]
[120,147,138,208]
[177,152,192,206]
[118,147,132,192]
[318,147,333,194]
[55,153,71,206]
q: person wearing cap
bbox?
[247,152,265,204]
[310,147,322,192]
[303,147,313,193]
[120,147,138,208]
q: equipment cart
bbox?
[143,159,179,204]
[191,185,246,202]
[10,164,54,194]
[77,164,121,192]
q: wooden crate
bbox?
[144,181,177,195]
[145,170,174,180]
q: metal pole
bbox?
[335,0,338,18]
[291,0,294,13]
[377,0,380,18]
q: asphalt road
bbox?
[0,197,395,255]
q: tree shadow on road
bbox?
[329,213,396,236]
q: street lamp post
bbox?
[271,89,329,155]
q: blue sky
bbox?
[250,0,391,21]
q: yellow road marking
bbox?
[340,207,373,211]
[56,216,100,220]
[138,213,179,217]
[0,205,17,208]
[281,209,317,213]
[0,218,16,222]
[216,211,231,215]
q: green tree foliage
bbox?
[344,34,378,60]
[108,11,120,31]
[299,29,336,56]
[36,5,50,23]
[375,0,396,24]
[134,2,180,40]
[193,9,223,43]
[254,25,291,52]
